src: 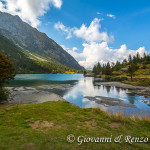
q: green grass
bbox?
[100,64,150,86]
[123,79,150,87]
[0,101,150,150]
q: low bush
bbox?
[120,77,128,81]
[141,65,147,69]
[105,76,128,82]
[105,75,111,81]
[0,87,8,101]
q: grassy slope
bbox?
[0,33,76,74]
[103,64,150,87]
[122,64,150,86]
[0,101,150,150]
[23,50,72,73]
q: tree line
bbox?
[92,52,150,79]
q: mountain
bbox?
[0,11,84,70]
[0,33,76,74]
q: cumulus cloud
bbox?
[54,22,75,39]
[61,45,85,61]
[54,18,114,42]
[107,14,116,19]
[0,0,63,27]
[74,18,114,42]
[55,15,148,69]
[63,42,147,69]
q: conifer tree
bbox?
[97,62,102,74]
[105,62,112,75]
[128,54,132,64]
[127,63,138,81]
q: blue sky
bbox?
[38,0,150,50]
[0,0,150,68]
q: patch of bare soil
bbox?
[29,120,66,129]
[29,120,54,129]
[80,119,97,129]
[85,119,97,126]
[110,122,123,128]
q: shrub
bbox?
[0,87,8,101]
[142,65,147,69]
[143,61,150,65]
[120,77,128,81]
[0,51,16,86]
[105,76,111,81]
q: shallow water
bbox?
[9,74,150,117]
[9,74,80,86]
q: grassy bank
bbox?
[0,101,150,150]
[98,74,150,87]
[93,63,150,87]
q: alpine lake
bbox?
[6,74,150,117]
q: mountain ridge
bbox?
[0,33,78,74]
[0,11,84,70]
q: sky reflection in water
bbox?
[63,76,150,117]
[11,74,150,117]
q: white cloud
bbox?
[107,14,116,19]
[55,16,148,70]
[54,22,74,39]
[61,45,78,52]
[74,18,114,42]
[61,45,85,61]
[0,0,63,27]
[63,42,148,69]
[54,18,114,43]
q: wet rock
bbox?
[95,82,150,97]
[85,96,136,108]
[126,92,136,95]
[145,95,150,98]
[143,100,150,106]
[6,85,65,104]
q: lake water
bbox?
[9,74,150,117]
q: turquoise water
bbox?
[9,74,82,86]
[9,74,150,117]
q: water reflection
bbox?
[10,74,150,117]
[106,86,111,94]
[63,77,150,117]
[126,94,135,104]
[116,87,121,93]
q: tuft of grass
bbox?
[0,101,150,150]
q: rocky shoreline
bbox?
[85,96,136,108]
[5,84,72,104]
[95,82,150,107]
[95,82,150,96]
[2,81,150,108]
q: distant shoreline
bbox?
[95,81,150,97]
